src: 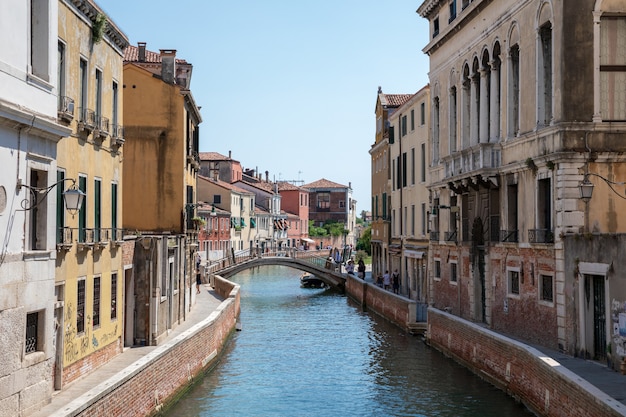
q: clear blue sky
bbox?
[99,0,430,213]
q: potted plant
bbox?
[192,217,205,229]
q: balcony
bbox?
[77,228,95,250]
[528,229,554,244]
[56,227,74,250]
[58,96,75,123]
[430,231,440,241]
[111,124,125,147]
[94,116,110,141]
[78,108,96,133]
[187,151,200,170]
[500,230,519,243]
[94,228,108,249]
[444,231,457,242]
[109,228,124,246]
[442,143,501,180]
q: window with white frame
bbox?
[508,268,520,296]
[450,261,458,283]
[77,278,86,333]
[111,273,118,320]
[93,276,101,328]
[600,16,626,121]
[30,0,50,81]
[539,273,554,303]
[28,167,49,251]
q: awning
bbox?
[301,237,315,243]
[404,250,424,259]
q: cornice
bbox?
[64,0,130,55]
[417,0,439,18]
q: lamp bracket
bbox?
[17,178,78,211]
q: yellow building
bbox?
[122,43,202,345]
[370,88,412,281]
[56,0,129,388]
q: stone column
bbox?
[489,59,501,142]
[470,73,479,146]
[479,67,489,143]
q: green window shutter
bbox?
[56,171,64,244]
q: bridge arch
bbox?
[212,256,347,291]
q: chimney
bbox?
[159,49,176,84]
[265,171,269,183]
[228,150,232,159]
[138,42,146,62]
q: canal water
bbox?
[165,265,534,417]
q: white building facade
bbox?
[0,1,72,415]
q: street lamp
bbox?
[17,178,85,215]
[578,173,626,202]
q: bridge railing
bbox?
[203,248,335,277]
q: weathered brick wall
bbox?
[62,339,122,387]
[489,246,558,348]
[121,239,135,267]
[66,286,239,417]
[430,243,558,349]
[428,309,624,417]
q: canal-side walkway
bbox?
[31,270,626,417]
[30,284,224,417]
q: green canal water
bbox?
[164,265,534,416]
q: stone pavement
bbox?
[31,274,626,416]
[30,284,223,417]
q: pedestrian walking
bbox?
[392,269,400,294]
[357,259,366,279]
[383,270,390,290]
[196,269,202,294]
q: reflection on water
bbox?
[165,266,534,417]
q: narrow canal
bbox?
[165,265,534,416]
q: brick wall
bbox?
[427,309,624,417]
[430,243,558,349]
[121,239,135,267]
[346,275,414,329]
[64,284,239,417]
[62,339,122,387]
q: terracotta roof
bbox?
[199,152,233,161]
[198,175,252,194]
[124,44,188,64]
[302,178,348,189]
[276,181,303,191]
[381,93,413,108]
[235,180,276,194]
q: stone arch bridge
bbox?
[205,250,347,290]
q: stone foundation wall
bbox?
[63,282,239,417]
[427,308,624,417]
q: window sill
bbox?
[23,250,53,260]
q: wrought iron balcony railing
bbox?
[500,230,519,243]
[528,228,554,244]
[78,108,96,133]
